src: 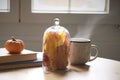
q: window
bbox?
[0,0,10,12]
[31,0,109,14]
[0,0,110,23]
[0,0,19,23]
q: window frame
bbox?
[31,0,110,14]
[20,0,110,24]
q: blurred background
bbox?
[0,0,120,61]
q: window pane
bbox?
[31,0,69,13]
[0,0,10,12]
[71,0,106,12]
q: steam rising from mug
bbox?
[74,16,104,39]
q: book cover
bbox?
[0,57,43,70]
[0,48,37,64]
[0,52,43,70]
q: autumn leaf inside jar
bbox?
[43,18,70,71]
[5,36,25,54]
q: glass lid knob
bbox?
[54,18,60,26]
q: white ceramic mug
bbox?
[69,38,98,65]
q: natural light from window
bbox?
[0,0,10,12]
[31,0,109,14]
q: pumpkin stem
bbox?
[11,36,16,41]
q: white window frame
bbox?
[0,0,19,23]
[31,0,110,14]
[20,0,110,24]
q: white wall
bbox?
[0,0,120,61]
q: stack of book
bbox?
[0,48,43,70]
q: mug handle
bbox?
[89,44,98,61]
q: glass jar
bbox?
[42,18,70,72]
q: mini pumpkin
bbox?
[5,36,25,53]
